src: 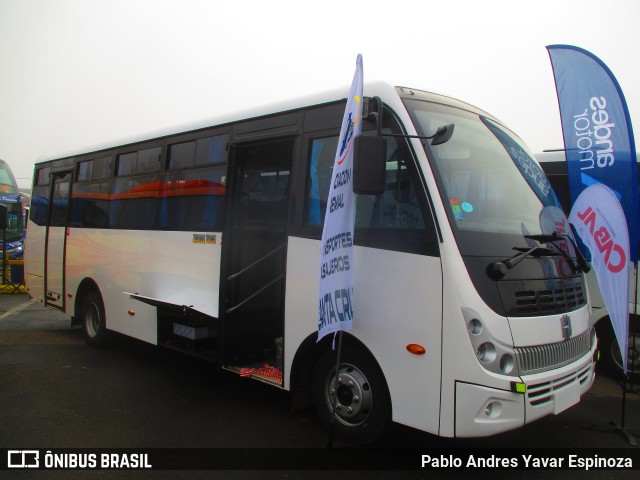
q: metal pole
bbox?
[327,330,344,449]
[632,263,640,395]
[611,263,638,445]
[2,226,6,285]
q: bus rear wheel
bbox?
[312,346,391,445]
[596,316,640,380]
[80,290,107,348]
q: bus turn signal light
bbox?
[510,381,527,394]
[406,344,426,355]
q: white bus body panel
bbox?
[25,222,46,304]
[439,244,521,437]
[284,236,444,434]
[509,308,591,346]
[64,228,222,344]
[45,226,66,308]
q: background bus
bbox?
[0,158,25,269]
[538,150,640,379]
[25,83,596,444]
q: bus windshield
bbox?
[0,160,19,195]
[404,98,564,256]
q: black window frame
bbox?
[66,131,230,231]
[299,104,440,257]
[167,133,230,170]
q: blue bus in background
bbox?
[0,158,25,260]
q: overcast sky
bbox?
[1,0,638,188]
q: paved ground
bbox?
[1,292,639,479]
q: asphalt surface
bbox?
[1,292,639,479]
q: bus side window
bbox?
[160,166,227,231]
[360,132,425,229]
[306,135,425,230]
[30,167,51,226]
[71,156,111,227]
[49,175,71,227]
[110,175,159,229]
[30,186,50,226]
[71,181,109,228]
[305,109,439,256]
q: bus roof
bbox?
[36,81,501,164]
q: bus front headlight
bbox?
[499,353,515,374]
[462,308,520,377]
[477,342,496,363]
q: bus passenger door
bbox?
[222,139,294,367]
[45,171,71,309]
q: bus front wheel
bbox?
[312,346,391,445]
[80,290,107,348]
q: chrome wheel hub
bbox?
[325,363,373,426]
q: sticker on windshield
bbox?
[461,201,474,213]
[450,197,464,221]
[480,116,557,207]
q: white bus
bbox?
[538,150,640,380]
[25,82,596,444]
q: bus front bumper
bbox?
[454,353,596,437]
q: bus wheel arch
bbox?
[292,332,392,444]
[290,332,377,409]
[595,314,640,380]
[75,279,107,348]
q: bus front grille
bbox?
[497,276,587,317]
[514,328,594,375]
[526,361,593,407]
[514,284,585,316]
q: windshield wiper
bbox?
[524,228,591,274]
[487,246,556,280]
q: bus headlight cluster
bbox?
[462,307,520,377]
[476,342,496,363]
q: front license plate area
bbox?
[553,380,580,414]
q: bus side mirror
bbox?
[353,135,386,195]
[0,204,7,230]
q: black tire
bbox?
[312,346,391,445]
[596,316,640,380]
[80,290,107,348]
